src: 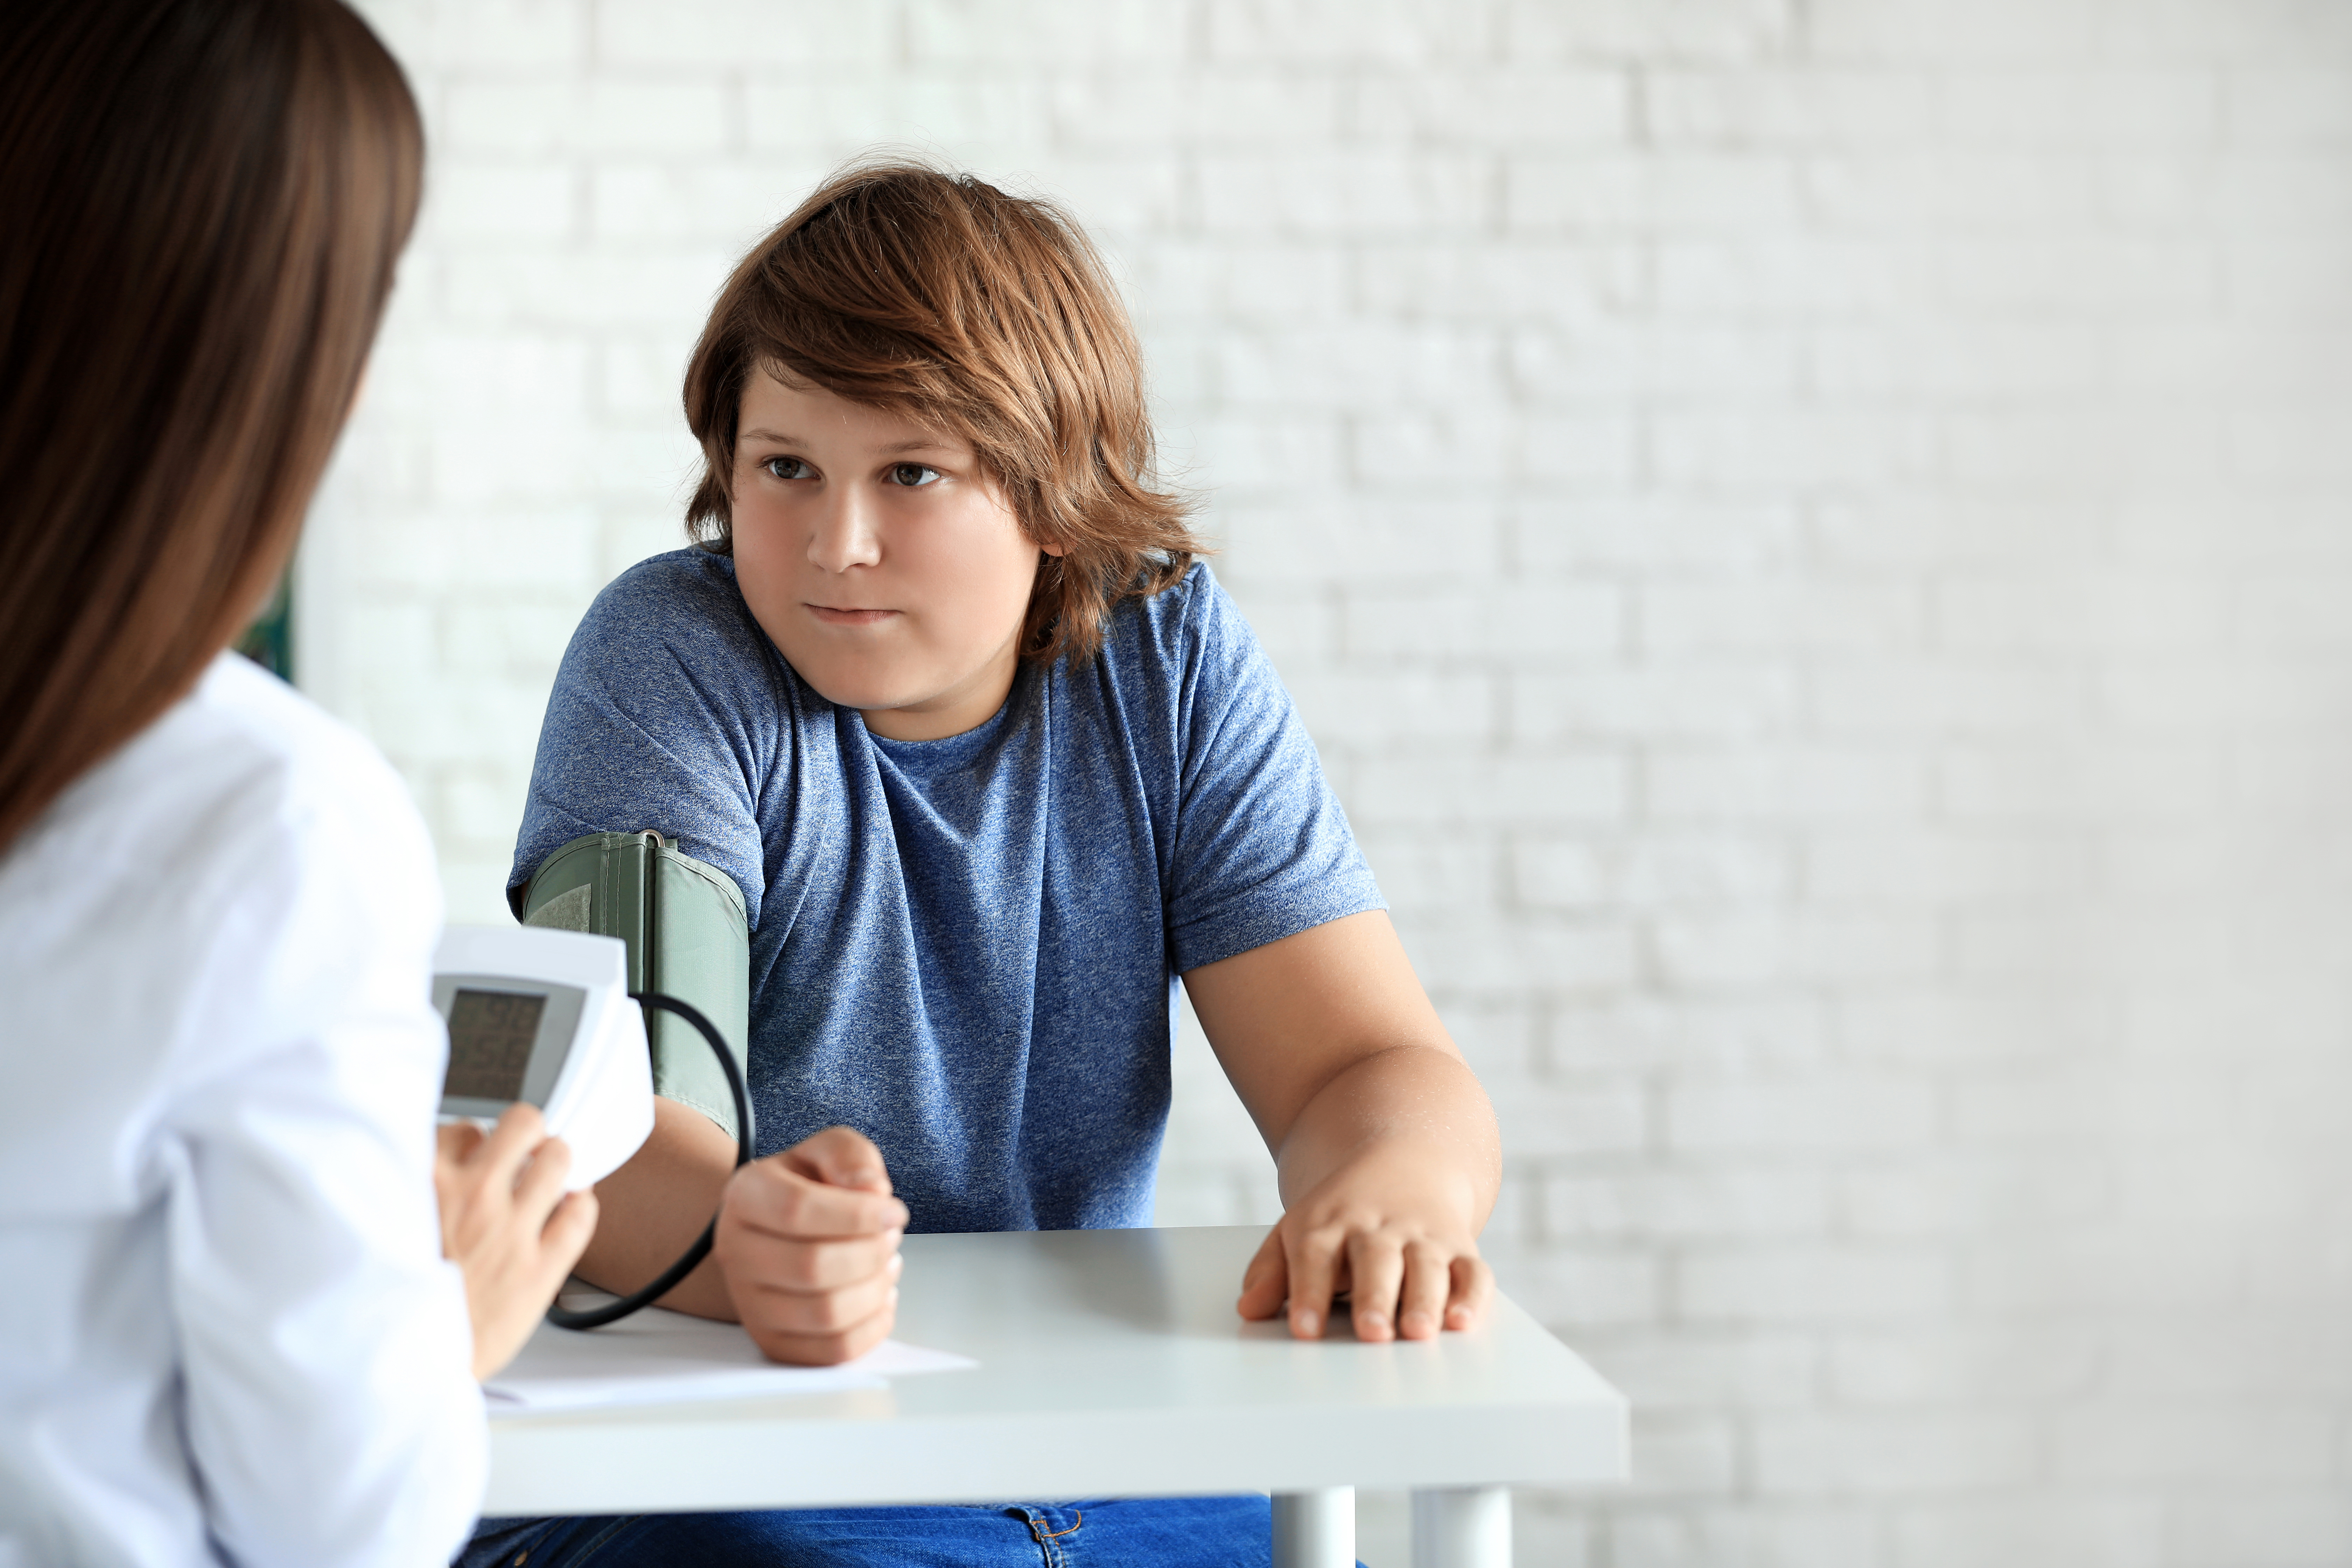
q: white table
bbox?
[485,1225,1628,1567]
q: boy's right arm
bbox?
[580,1104,908,1365]
[514,562,902,1362]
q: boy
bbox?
[468,161,1499,1568]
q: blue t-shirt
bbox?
[510,550,1382,1234]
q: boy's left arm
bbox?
[1183,908,1502,1342]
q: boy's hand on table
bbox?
[714,1125,907,1366]
[1184,912,1503,1348]
[436,1104,600,1381]
[1236,1140,1494,1344]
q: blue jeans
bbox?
[454,1497,1351,1567]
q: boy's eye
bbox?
[887,462,941,488]
[762,456,813,481]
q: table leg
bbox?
[1412,1485,1511,1568]
[1270,1486,1356,1568]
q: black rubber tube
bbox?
[544,992,755,1331]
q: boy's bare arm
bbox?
[575,1098,739,1318]
[579,1101,906,1364]
[1182,909,1502,1343]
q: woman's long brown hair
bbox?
[0,0,422,853]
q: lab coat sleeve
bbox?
[158,756,485,1568]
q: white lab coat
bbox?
[0,654,484,1567]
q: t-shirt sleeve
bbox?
[509,554,778,929]
[1160,569,1385,972]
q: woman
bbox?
[0,2,593,1564]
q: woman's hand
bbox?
[714,1126,908,1366]
[1236,1141,1494,1342]
[435,1105,599,1381]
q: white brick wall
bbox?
[310,2,2352,1563]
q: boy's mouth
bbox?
[807,603,898,626]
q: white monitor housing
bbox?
[432,925,654,1190]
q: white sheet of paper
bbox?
[485,1303,976,1414]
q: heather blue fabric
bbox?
[507,548,1382,1235]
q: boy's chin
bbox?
[772,640,883,698]
[789,660,929,720]
[798,671,899,714]
[776,640,1015,739]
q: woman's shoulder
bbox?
[183,655,425,849]
[9,653,421,878]
[7,654,435,965]
[0,654,439,1115]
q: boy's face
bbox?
[729,369,1056,742]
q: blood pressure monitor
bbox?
[431,925,655,1191]
[438,833,756,1330]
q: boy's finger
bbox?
[1284,1224,1343,1340]
[1396,1241,1451,1340]
[1346,1231,1406,1343]
[728,1158,908,1239]
[1445,1253,1496,1332]
[737,1259,900,1337]
[1235,1225,1290,1321]
[744,1294,897,1369]
[784,1126,894,1194]
[730,1230,902,1295]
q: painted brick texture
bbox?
[313,3,2352,1563]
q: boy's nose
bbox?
[806,490,882,573]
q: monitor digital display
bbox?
[441,988,547,1104]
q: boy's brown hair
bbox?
[682,159,1202,666]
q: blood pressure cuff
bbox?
[515,831,751,1142]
